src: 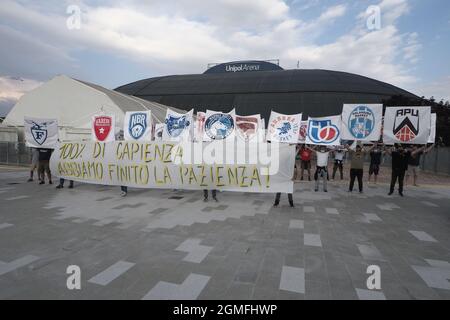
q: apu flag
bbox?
[267,111,302,143]
[305,115,342,146]
[383,107,431,145]
[235,114,261,141]
[124,111,152,141]
[298,121,308,143]
[92,114,115,142]
[203,109,236,141]
[162,108,194,142]
[428,113,437,144]
[341,104,383,141]
[24,116,58,149]
[154,123,165,141]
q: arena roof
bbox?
[115,69,419,120]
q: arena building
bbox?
[115,60,419,121]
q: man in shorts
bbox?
[38,148,53,185]
[368,143,384,184]
[406,144,434,186]
[298,144,312,181]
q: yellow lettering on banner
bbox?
[93,142,104,159]
[163,144,174,163]
[108,164,115,180]
[239,166,249,187]
[60,143,85,160]
[188,166,197,185]
[226,166,238,186]
[154,166,164,185]
[250,166,261,187]
[197,165,208,187]
[143,143,153,163]
[173,145,183,164]
[215,166,225,187]
[163,166,172,184]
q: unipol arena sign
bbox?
[204,60,283,74]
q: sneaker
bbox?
[314,189,318,192]
[289,202,294,208]
[56,185,63,189]
[49,180,53,185]
[300,177,304,181]
[273,202,279,207]
[203,198,208,202]
[27,178,33,182]
[324,190,328,192]
[39,181,45,185]
[359,191,363,194]
[388,192,393,196]
[120,191,127,197]
[399,192,404,197]
[213,197,218,202]
[68,184,74,189]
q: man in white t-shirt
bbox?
[307,145,331,192]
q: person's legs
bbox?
[389,169,398,194]
[274,192,281,206]
[203,189,208,201]
[120,186,127,196]
[332,162,338,179]
[44,161,52,184]
[349,169,356,191]
[212,189,218,201]
[38,162,45,184]
[288,193,294,207]
[69,180,74,188]
[357,169,363,192]
[413,166,419,186]
[323,169,328,192]
[339,163,343,180]
[398,170,406,195]
[314,168,319,191]
[57,178,65,189]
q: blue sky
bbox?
[1,0,449,116]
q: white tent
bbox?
[3,75,184,141]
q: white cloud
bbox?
[0,0,422,93]
[0,76,42,116]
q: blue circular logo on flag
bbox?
[165,115,190,138]
[205,114,234,140]
[347,106,375,139]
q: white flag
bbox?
[267,111,302,143]
[154,123,164,141]
[383,107,431,145]
[428,113,436,143]
[162,108,193,142]
[305,115,342,146]
[24,116,58,148]
[124,111,152,141]
[203,109,236,141]
[235,114,261,141]
[92,114,115,142]
[341,104,383,141]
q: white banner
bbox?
[124,111,152,141]
[298,121,308,143]
[267,111,302,143]
[203,109,236,141]
[428,113,436,143]
[235,114,261,141]
[341,104,383,141]
[50,141,295,193]
[24,116,59,148]
[162,108,194,142]
[92,114,115,142]
[305,115,342,146]
[383,107,431,145]
[194,112,206,142]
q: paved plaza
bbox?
[0,166,449,300]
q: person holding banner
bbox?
[298,144,312,181]
[203,189,218,202]
[368,143,384,184]
[406,144,434,187]
[331,148,346,180]
[345,143,375,193]
[307,146,331,192]
[386,144,415,196]
[37,148,53,185]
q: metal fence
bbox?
[1,141,450,175]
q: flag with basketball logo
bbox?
[124,111,152,141]
[235,114,261,141]
[24,116,59,148]
[203,109,236,141]
[267,111,302,143]
[305,115,342,146]
[92,114,115,142]
[162,108,194,142]
[341,104,382,141]
[383,107,431,145]
[298,121,308,143]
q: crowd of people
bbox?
[27,142,435,207]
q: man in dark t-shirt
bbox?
[387,145,410,196]
[38,148,53,185]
